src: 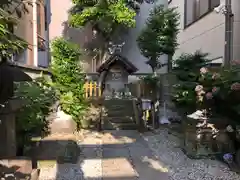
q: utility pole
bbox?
[155,0,171,126]
[32,0,38,67]
[224,0,234,67]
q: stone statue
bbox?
[49,104,76,134]
[108,41,125,55]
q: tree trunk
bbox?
[168,55,173,72]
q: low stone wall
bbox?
[9,63,51,80]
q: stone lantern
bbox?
[49,106,76,134]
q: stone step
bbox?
[106,106,133,111]
[104,99,133,103]
[106,110,133,117]
[107,111,134,117]
[106,117,134,123]
[103,121,137,130]
[111,122,137,130]
[102,100,136,130]
[103,101,133,107]
[105,105,130,109]
[104,106,133,111]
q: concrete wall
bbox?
[231,0,240,61]
[120,0,168,74]
[9,64,51,80]
[169,0,240,62]
[49,0,169,74]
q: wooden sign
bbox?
[111,72,122,80]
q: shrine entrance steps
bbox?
[102,99,137,130]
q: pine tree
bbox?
[137,5,179,72]
[172,51,211,110]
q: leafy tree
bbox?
[0,7,27,61]
[51,37,86,128]
[15,77,56,153]
[0,0,29,17]
[69,0,138,41]
[137,5,180,72]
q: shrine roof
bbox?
[96,54,138,74]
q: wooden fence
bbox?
[128,81,155,99]
[128,74,177,100]
[83,81,102,98]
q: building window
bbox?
[37,3,41,35]
[12,49,27,64]
[44,5,48,31]
[184,0,220,27]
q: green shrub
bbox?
[172,51,211,112]
[141,74,159,86]
[196,62,240,119]
[50,37,86,128]
[14,76,56,150]
[172,51,240,120]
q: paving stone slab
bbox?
[38,130,169,180]
[102,158,137,178]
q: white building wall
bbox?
[231,0,240,61]
[169,0,240,62]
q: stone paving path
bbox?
[39,130,168,180]
[79,130,168,180]
[39,129,240,180]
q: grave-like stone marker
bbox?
[58,141,79,164]
[0,62,16,157]
[0,99,24,157]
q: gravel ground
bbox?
[142,128,240,180]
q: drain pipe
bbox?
[32,0,38,67]
[224,0,233,68]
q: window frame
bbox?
[11,49,27,64]
[44,5,48,31]
[184,0,220,28]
